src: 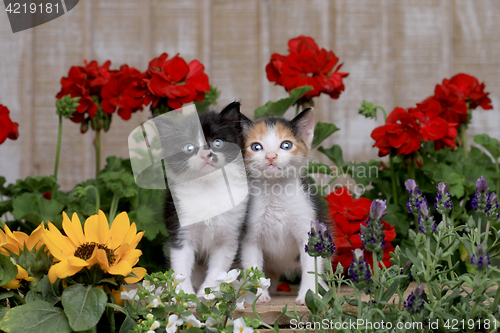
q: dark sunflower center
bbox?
[74,242,116,265]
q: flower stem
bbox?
[314,256,318,297]
[84,185,101,214]
[496,160,500,195]
[477,216,482,245]
[54,115,63,180]
[95,128,101,177]
[460,122,468,159]
[408,159,416,181]
[442,214,455,281]
[108,194,120,225]
[375,105,388,121]
[425,236,436,305]
[356,289,363,319]
[390,157,399,207]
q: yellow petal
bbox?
[48,265,59,283]
[97,210,110,244]
[107,260,133,277]
[84,214,100,243]
[124,267,147,284]
[55,259,85,280]
[95,248,110,272]
[43,223,75,260]
[122,222,137,245]
[108,212,130,250]
[67,255,90,268]
[26,223,45,251]
[62,212,86,248]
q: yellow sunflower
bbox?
[42,210,147,284]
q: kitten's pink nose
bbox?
[265,151,278,163]
[200,149,212,162]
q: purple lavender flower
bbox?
[405,179,427,216]
[305,220,335,258]
[470,243,491,272]
[434,182,453,214]
[471,176,499,219]
[348,249,373,293]
[476,176,489,194]
[417,201,437,235]
[404,284,425,313]
[370,199,388,221]
[361,200,387,256]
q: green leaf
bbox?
[474,134,500,160]
[312,122,340,149]
[119,315,136,333]
[318,144,345,167]
[12,193,64,227]
[99,170,138,199]
[421,164,465,198]
[25,276,60,306]
[128,188,166,240]
[0,300,71,333]
[304,289,318,314]
[61,285,107,331]
[0,253,19,286]
[12,176,59,195]
[254,86,313,119]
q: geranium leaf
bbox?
[128,188,166,240]
[474,134,500,160]
[62,285,106,332]
[0,300,71,333]
[12,176,59,195]
[12,193,64,227]
[254,86,313,119]
[318,144,345,168]
[312,122,339,149]
[307,161,333,175]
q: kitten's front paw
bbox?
[257,290,271,303]
[295,295,306,306]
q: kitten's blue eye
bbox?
[182,143,195,154]
[280,141,293,150]
[251,143,263,151]
[212,139,225,149]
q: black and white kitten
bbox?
[159,102,248,297]
[240,108,327,305]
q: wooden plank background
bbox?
[0,0,499,190]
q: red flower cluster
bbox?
[57,60,146,123]
[143,53,210,110]
[266,36,348,100]
[371,73,492,157]
[0,105,19,145]
[326,187,396,271]
[434,73,492,125]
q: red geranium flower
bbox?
[56,60,112,122]
[0,105,19,145]
[101,65,146,120]
[326,187,396,272]
[371,107,422,157]
[144,53,210,110]
[434,73,492,125]
[266,35,348,100]
[410,98,457,150]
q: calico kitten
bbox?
[240,108,327,305]
[159,102,248,297]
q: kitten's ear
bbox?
[220,101,254,133]
[291,107,315,147]
[220,101,242,122]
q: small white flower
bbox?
[205,317,217,332]
[215,269,240,284]
[233,318,253,333]
[204,293,215,302]
[166,314,183,333]
[154,286,163,298]
[182,314,204,328]
[174,274,186,283]
[236,289,257,304]
[256,278,271,292]
[235,301,245,310]
[142,280,155,292]
[147,331,155,333]
[120,288,139,302]
[146,313,154,321]
[150,320,160,330]
[146,297,162,308]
